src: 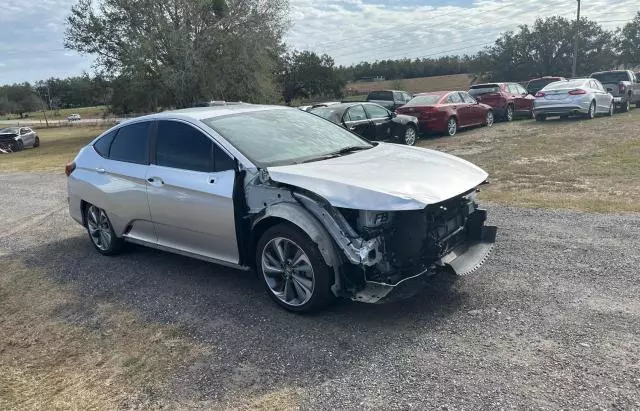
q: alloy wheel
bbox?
[261,237,315,307]
[588,101,595,119]
[608,102,614,117]
[86,205,113,251]
[447,118,457,136]
[485,111,494,127]
[404,127,417,146]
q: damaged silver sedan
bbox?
[66,105,496,312]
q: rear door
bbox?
[20,128,34,146]
[460,92,483,124]
[450,92,472,126]
[342,105,373,139]
[363,103,393,141]
[146,119,239,264]
[590,80,609,112]
[92,121,155,242]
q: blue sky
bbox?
[1,0,638,84]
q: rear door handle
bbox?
[96,168,105,174]
[147,177,164,186]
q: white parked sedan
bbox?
[533,78,614,121]
[66,105,497,312]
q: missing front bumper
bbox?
[350,226,497,304]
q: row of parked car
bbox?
[301,70,640,144]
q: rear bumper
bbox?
[533,104,589,116]
[351,225,497,304]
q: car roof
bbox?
[124,104,288,123]
[416,90,453,95]
[470,83,505,87]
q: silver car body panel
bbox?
[533,79,613,115]
[267,142,488,211]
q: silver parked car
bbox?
[532,78,614,121]
[0,127,40,152]
[66,105,497,312]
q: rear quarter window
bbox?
[93,129,118,158]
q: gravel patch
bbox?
[1,173,639,408]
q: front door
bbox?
[146,119,239,264]
[363,103,393,141]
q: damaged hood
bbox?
[267,143,488,211]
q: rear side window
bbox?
[446,93,463,103]
[109,121,151,164]
[156,120,213,172]
[345,105,367,121]
[469,85,501,96]
[93,129,118,158]
[367,91,392,101]
[460,92,477,104]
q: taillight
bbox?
[568,89,587,95]
[534,92,545,97]
[65,162,76,176]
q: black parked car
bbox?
[366,90,413,111]
[310,102,419,146]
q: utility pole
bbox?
[572,0,581,78]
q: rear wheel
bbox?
[33,136,40,147]
[84,204,125,256]
[607,101,614,117]
[504,104,514,122]
[403,125,417,146]
[445,117,457,136]
[586,101,596,119]
[256,224,334,313]
[620,100,630,113]
[484,110,494,127]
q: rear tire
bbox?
[484,110,494,127]
[504,104,514,122]
[256,223,334,313]
[586,101,596,119]
[620,100,630,113]
[403,125,417,146]
[607,102,614,117]
[33,136,40,148]
[445,117,457,136]
[84,204,125,256]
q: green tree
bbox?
[619,12,640,67]
[280,51,345,104]
[65,0,288,111]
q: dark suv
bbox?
[366,90,413,111]
[468,83,534,121]
[526,76,566,95]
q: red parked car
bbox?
[468,83,534,121]
[396,91,494,137]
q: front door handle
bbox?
[96,168,105,174]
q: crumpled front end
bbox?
[295,189,497,303]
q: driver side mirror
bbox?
[390,111,397,118]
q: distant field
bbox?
[4,106,108,122]
[346,73,476,95]
[0,126,108,173]
[418,109,640,213]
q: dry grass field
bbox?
[3,106,109,121]
[346,73,476,94]
[418,109,640,213]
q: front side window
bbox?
[203,109,371,167]
[363,104,390,119]
[345,105,367,122]
[109,121,151,164]
[446,93,463,104]
[156,121,213,172]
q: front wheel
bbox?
[256,224,334,313]
[445,117,457,136]
[13,140,24,151]
[484,110,494,127]
[403,125,417,146]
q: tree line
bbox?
[1,4,639,117]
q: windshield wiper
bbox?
[295,145,372,164]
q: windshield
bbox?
[543,80,586,91]
[203,108,372,167]
[527,79,560,94]
[591,72,629,84]
[405,95,443,106]
[468,85,500,96]
[0,127,19,134]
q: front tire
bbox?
[13,140,24,151]
[445,117,457,136]
[484,110,494,127]
[256,224,334,313]
[403,125,417,146]
[84,204,124,256]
